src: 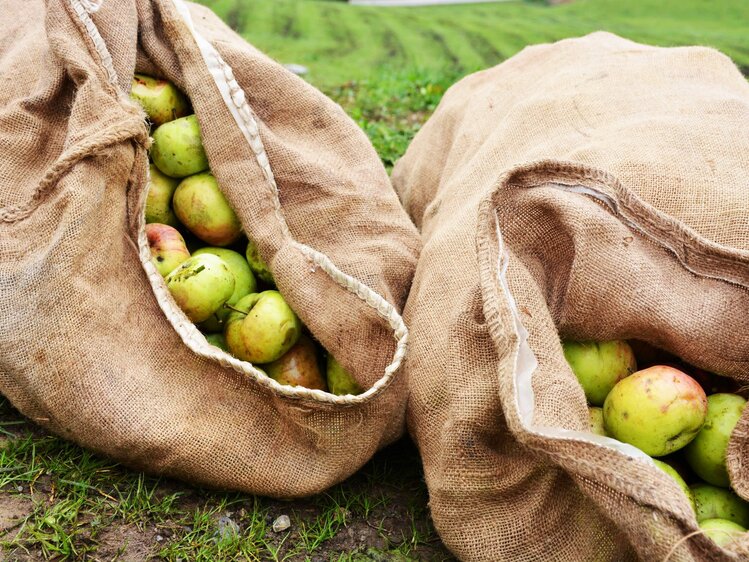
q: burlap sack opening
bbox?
[393,32,749,561]
[0,0,419,497]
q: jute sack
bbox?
[0,0,420,496]
[392,32,749,561]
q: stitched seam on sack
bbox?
[0,119,146,223]
[156,0,408,404]
[69,0,119,87]
[506,163,749,281]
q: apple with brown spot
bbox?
[265,335,327,391]
[603,365,708,457]
[145,223,190,277]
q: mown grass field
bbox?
[2,1,748,560]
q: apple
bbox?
[563,340,637,406]
[144,164,180,227]
[691,484,749,527]
[265,335,327,390]
[130,74,190,126]
[684,393,747,487]
[224,291,301,364]
[327,355,363,396]
[588,406,607,436]
[245,239,275,285]
[193,247,257,331]
[165,254,235,323]
[652,459,696,512]
[603,365,707,456]
[205,333,228,352]
[145,223,190,277]
[699,518,746,549]
[150,114,209,178]
[172,173,242,246]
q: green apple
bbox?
[165,254,235,324]
[172,173,242,246]
[563,340,637,406]
[245,239,275,285]
[224,291,301,364]
[150,115,209,178]
[652,459,696,512]
[205,333,228,352]
[699,518,746,549]
[588,406,607,436]
[327,355,363,396]
[684,393,747,487]
[194,247,257,331]
[145,223,190,277]
[145,164,180,227]
[691,484,749,526]
[130,74,190,126]
[603,365,707,456]
[265,335,327,390]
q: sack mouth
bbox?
[132,0,408,406]
[478,159,749,512]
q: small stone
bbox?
[155,534,163,542]
[272,514,291,533]
[214,516,239,543]
[16,486,22,492]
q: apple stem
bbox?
[224,303,247,316]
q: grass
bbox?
[3,0,749,559]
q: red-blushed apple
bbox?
[563,340,637,406]
[165,254,235,324]
[265,335,327,391]
[173,173,242,246]
[151,115,209,178]
[327,355,363,396]
[130,74,190,126]
[145,223,190,277]
[224,291,301,364]
[603,365,707,456]
[684,393,747,487]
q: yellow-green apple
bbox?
[652,459,696,512]
[699,518,746,548]
[145,223,190,277]
[145,164,180,227]
[603,365,707,456]
[327,355,363,396]
[691,484,749,526]
[684,393,747,487]
[245,239,275,285]
[224,291,301,364]
[265,335,327,390]
[150,115,209,178]
[172,173,242,246]
[130,74,190,126]
[205,333,227,352]
[563,340,637,406]
[165,254,235,323]
[588,406,607,436]
[193,247,256,332]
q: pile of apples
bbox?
[564,340,748,548]
[131,75,362,396]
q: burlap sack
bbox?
[392,32,749,561]
[0,0,420,497]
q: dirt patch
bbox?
[93,524,158,562]
[0,493,33,537]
